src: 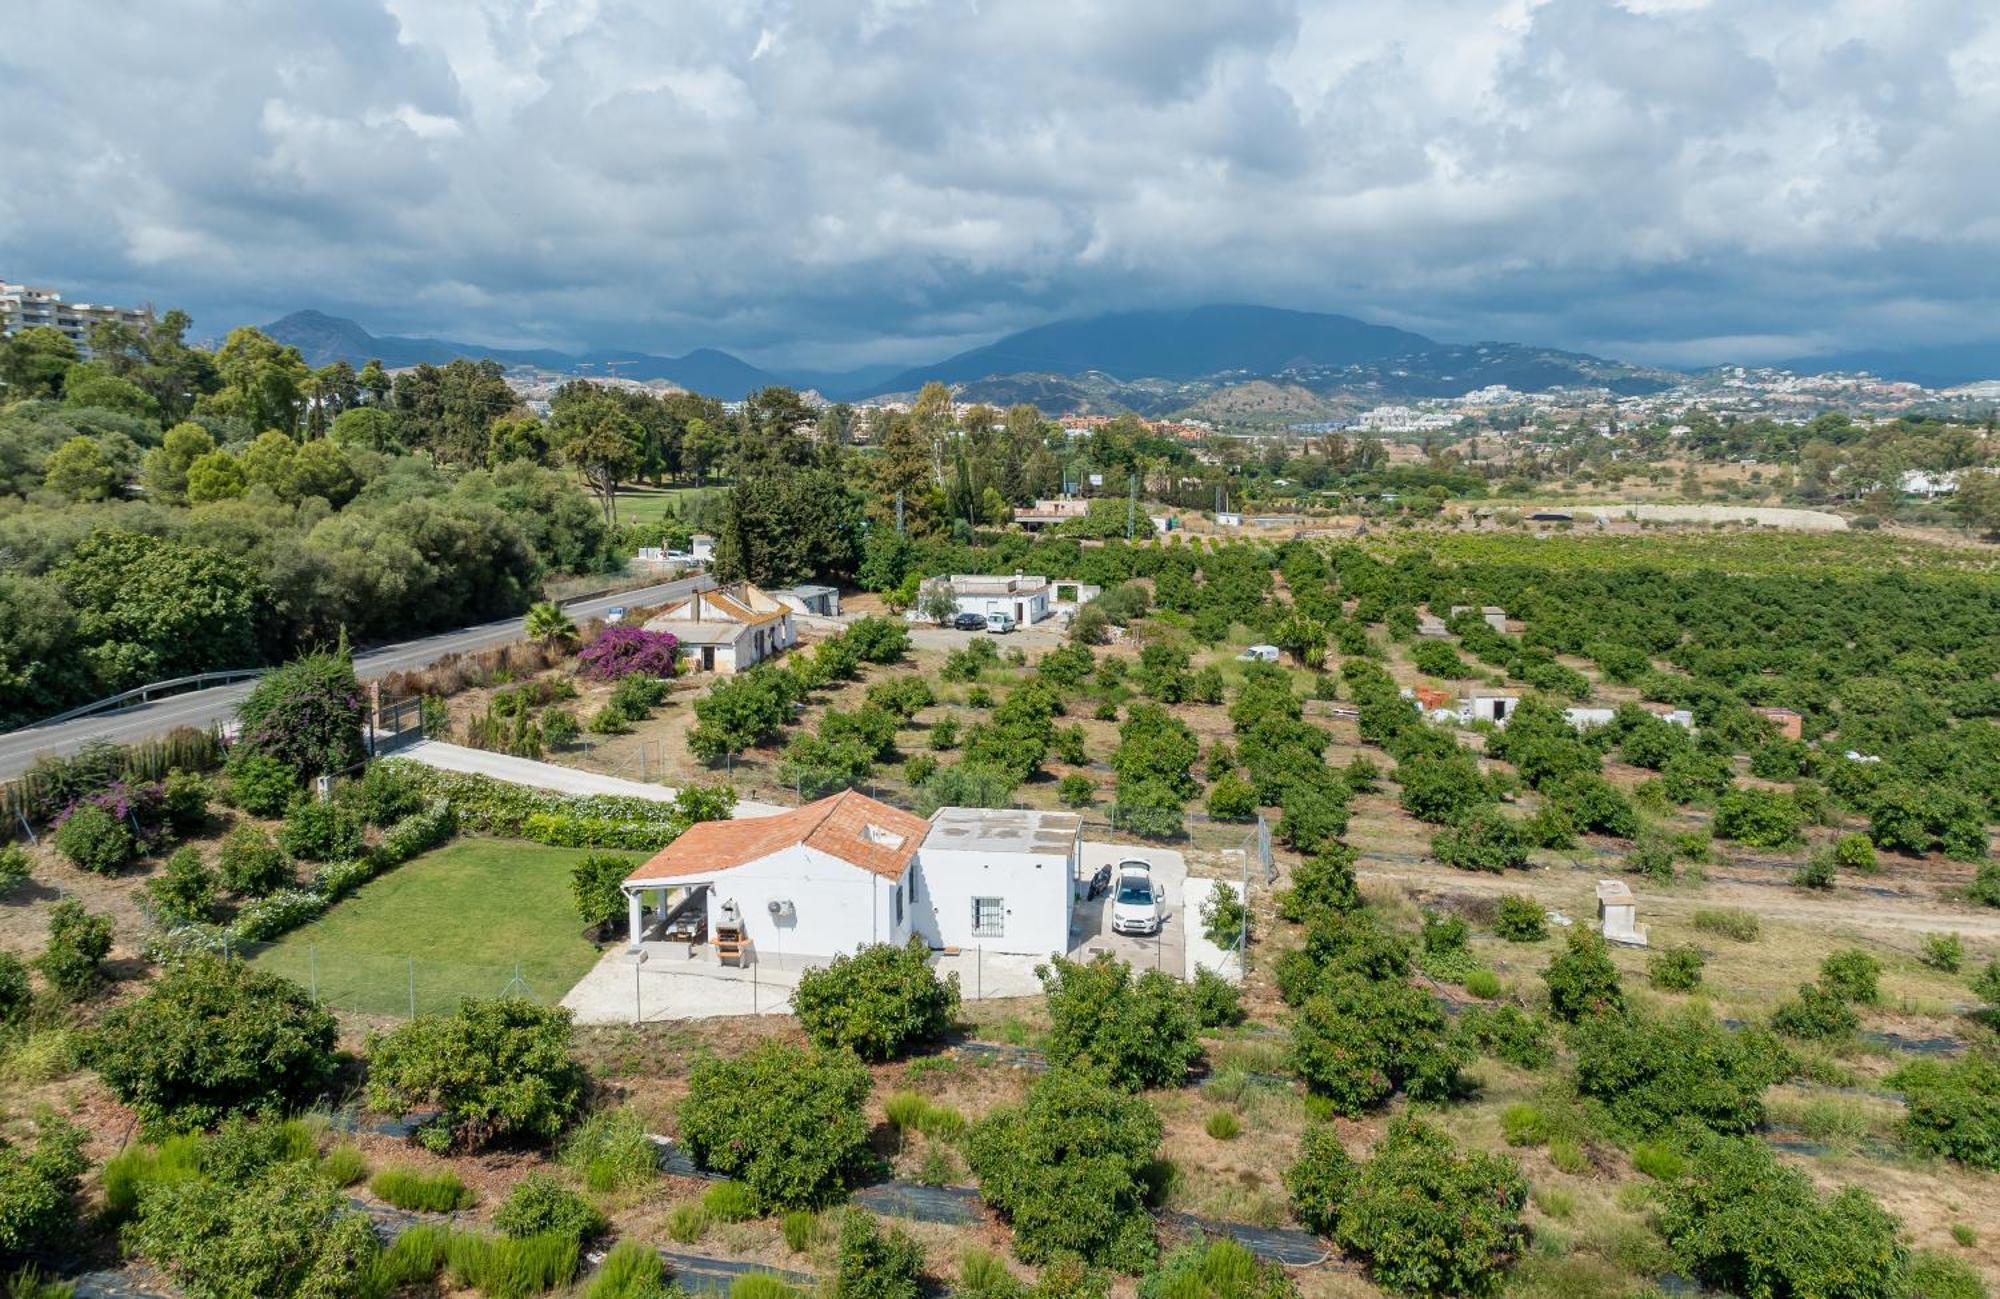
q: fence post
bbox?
[976,946,982,1001]
[17,812,36,846]
[408,958,416,1019]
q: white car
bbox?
[984,611,1017,634]
[1111,861,1164,936]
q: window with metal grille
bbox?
[972,896,1004,938]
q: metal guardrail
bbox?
[22,668,268,730]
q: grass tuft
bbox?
[371,1166,476,1213]
[1692,907,1760,942]
[319,1143,369,1188]
[1204,1111,1242,1141]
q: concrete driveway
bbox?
[1069,840,1186,978]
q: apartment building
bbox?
[1,280,152,345]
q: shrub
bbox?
[366,997,586,1151]
[1792,852,1836,891]
[1904,1253,1988,1299]
[1832,833,1877,873]
[0,954,28,1028]
[224,752,303,818]
[445,1230,581,1297]
[1283,1123,1356,1236]
[1332,1117,1527,1298]
[1971,861,2000,908]
[320,1143,368,1187]
[344,760,423,826]
[1569,1007,1789,1136]
[1039,954,1201,1090]
[833,1208,927,1299]
[569,852,641,933]
[792,938,962,1061]
[495,1171,605,1242]
[1198,882,1248,952]
[1279,845,1360,921]
[1203,1112,1241,1141]
[1463,969,1502,999]
[1289,975,1468,1115]
[1430,808,1529,872]
[126,1160,379,1299]
[0,1117,88,1257]
[1820,949,1882,1004]
[586,1239,675,1299]
[579,624,683,680]
[666,1202,709,1243]
[1138,1240,1294,1299]
[34,900,113,1000]
[560,1108,657,1193]
[1886,1055,2000,1171]
[1648,944,1705,992]
[679,1041,873,1211]
[145,845,217,925]
[0,844,29,897]
[1459,1005,1554,1071]
[782,1210,823,1253]
[2,1265,75,1299]
[1657,1133,1908,1299]
[371,1166,476,1213]
[275,799,364,863]
[1189,967,1244,1028]
[1542,928,1623,1022]
[87,956,336,1131]
[1493,895,1546,942]
[1058,773,1094,807]
[234,650,368,780]
[703,1180,759,1223]
[967,1066,1161,1272]
[1771,982,1860,1041]
[50,803,135,874]
[1204,773,1256,821]
[216,825,290,896]
[1692,908,1759,942]
[1921,933,1965,973]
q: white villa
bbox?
[643,583,796,674]
[621,792,1083,964]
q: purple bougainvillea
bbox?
[53,780,169,851]
[577,625,681,680]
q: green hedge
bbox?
[390,761,696,841]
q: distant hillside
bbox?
[1774,343,2000,390]
[869,304,1435,395]
[262,311,776,399]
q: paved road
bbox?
[0,574,714,780]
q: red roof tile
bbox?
[625,790,926,885]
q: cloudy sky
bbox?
[4,0,1997,371]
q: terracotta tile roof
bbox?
[625,790,927,885]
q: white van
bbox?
[984,611,1016,634]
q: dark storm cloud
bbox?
[3,0,1996,368]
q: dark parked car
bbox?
[952,612,987,631]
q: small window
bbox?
[893,882,904,925]
[972,897,1004,938]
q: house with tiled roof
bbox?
[620,791,1082,963]
[642,582,796,674]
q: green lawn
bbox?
[614,484,727,528]
[249,838,610,1018]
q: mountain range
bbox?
[262,304,1998,413]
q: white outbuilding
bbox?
[916,807,1081,958]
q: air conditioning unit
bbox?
[767,899,796,922]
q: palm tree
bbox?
[524,601,577,651]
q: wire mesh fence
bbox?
[229,938,570,1020]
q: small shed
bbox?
[917,808,1081,958]
[1460,690,1520,725]
[1754,707,1803,742]
[1596,879,1648,947]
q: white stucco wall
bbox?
[914,847,1074,958]
[634,844,912,960]
[953,589,1052,624]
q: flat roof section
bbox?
[924,806,1082,856]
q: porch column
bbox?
[627,888,645,949]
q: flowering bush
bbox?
[577,625,680,681]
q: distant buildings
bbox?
[0,280,151,346]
